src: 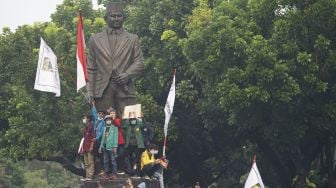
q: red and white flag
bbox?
[76,12,88,92]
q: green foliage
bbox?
[1,0,336,187]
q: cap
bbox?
[106,2,124,13]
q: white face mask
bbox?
[150,150,158,155]
[130,120,137,125]
[98,117,103,121]
[106,120,112,124]
[82,119,87,124]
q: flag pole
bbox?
[58,63,89,103]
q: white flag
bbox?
[244,162,265,188]
[164,73,175,137]
[34,38,61,97]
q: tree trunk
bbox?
[252,134,292,187]
[36,156,85,177]
[325,138,336,188]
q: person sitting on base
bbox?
[99,115,118,179]
[140,144,167,188]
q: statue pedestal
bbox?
[80,174,160,188]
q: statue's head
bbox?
[104,2,125,29]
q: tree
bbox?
[1,0,336,187]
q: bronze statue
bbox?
[87,2,144,115]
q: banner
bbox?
[163,72,176,137]
[123,104,142,119]
[76,12,88,91]
[34,37,61,97]
[244,162,265,188]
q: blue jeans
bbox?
[103,148,117,174]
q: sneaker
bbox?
[100,174,109,180]
[85,177,93,181]
[109,174,117,180]
[142,176,150,179]
[132,175,141,179]
[117,171,125,175]
[151,176,159,181]
[99,170,105,176]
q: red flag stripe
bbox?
[77,13,88,81]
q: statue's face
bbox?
[105,10,124,29]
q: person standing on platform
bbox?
[81,115,95,180]
[92,101,106,176]
[139,112,154,148]
[122,112,145,175]
[99,115,118,179]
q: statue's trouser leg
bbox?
[117,96,136,117]
[95,82,118,112]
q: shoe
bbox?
[151,176,159,181]
[142,176,150,179]
[117,170,125,175]
[109,174,117,179]
[132,175,141,179]
[99,170,105,176]
[100,174,109,180]
[85,177,93,181]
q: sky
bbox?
[0,0,100,32]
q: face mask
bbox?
[98,117,103,121]
[150,150,158,155]
[106,120,112,124]
[82,119,87,124]
[130,120,137,125]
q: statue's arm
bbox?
[125,35,144,80]
[86,36,97,97]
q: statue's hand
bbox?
[115,72,129,85]
[85,92,94,104]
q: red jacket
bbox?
[114,118,125,145]
[82,122,94,152]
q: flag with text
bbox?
[34,37,61,97]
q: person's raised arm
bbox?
[91,101,98,121]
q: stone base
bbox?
[80,175,160,188]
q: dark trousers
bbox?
[93,141,104,174]
[117,144,126,171]
[140,163,161,177]
[124,145,141,174]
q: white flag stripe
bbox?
[244,163,265,188]
[76,52,86,91]
[34,38,61,97]
[164,74,175,137]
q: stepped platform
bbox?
[80,174,160,188]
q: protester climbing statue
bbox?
[86,1,144,116]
